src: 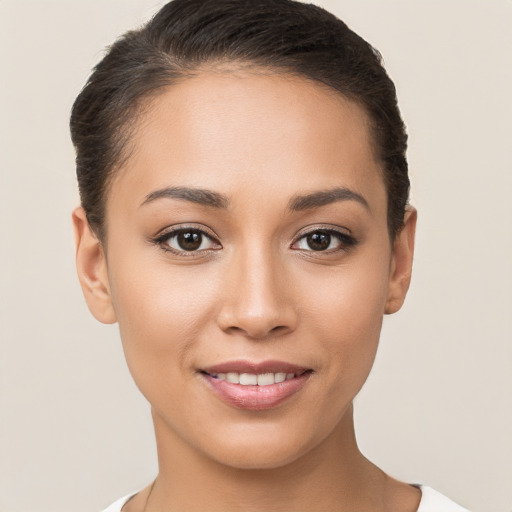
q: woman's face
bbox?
[76,70,415,469]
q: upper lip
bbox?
[201,360,311,375]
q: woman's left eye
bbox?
[158,228,219,253]
[293,229,355,252]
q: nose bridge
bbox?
[217,239,296,338]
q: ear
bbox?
[385,206,417,315]
[72,207,117,324]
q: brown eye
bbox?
[294,229,355,252]
[177,231,202,251]
[306,231,332,251]
[164,229,217,252]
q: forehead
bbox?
[108,70,385,214]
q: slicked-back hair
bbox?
[70,0,409,240]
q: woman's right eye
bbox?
[156,228,220,254]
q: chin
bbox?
[210,445,306,471]
[198,424,320,471]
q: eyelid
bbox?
[294,223,352,237]
[149,223,356,256]
[151,224,222,255]
[291,225,357,252]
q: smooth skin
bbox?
[73,69,418,511]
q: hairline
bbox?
[97,60,392,243]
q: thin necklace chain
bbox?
[137,474,401,511]
[141,479,156,512]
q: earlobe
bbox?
[72,207,117,324]
[385,207,417,315]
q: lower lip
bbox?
[201,372,312,411]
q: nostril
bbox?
[270,325,289,334]
[216,297,298,339]
[222,323,290,340]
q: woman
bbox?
[70,0,468,510]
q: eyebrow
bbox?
[288,187,370,212]
[141,186,229,209]
[141,185,369,213]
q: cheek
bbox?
[107,252,222,395]
[298,251,391,389]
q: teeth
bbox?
[240,373,258,385]
[211,371,297,386]
[274,372,286,383]
[226,372,239,384]
[257,373,275,386]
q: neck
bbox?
[147,404,391,512]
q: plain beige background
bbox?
[1,1,511,511]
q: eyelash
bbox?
[152,226,221,257]
[151,225,357,257]
[292,228,357,254]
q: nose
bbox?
[216,246,298,340]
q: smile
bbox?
[206,372,298,386]
[199,361,313,410]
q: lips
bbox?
[199,360,313,410]
[203,360,310,375]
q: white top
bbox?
[102,485,469,511]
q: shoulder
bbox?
[102,485,469,512]
[101,492,136,512]
[417,486,470,512]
